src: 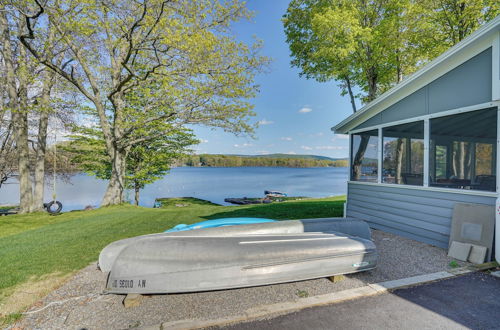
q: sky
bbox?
[190,0,354,159]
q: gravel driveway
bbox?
[15,229,465,330]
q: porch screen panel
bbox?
[382,121,424,185]
[351,130,378,182]
[430,108,497,191]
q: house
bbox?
[332,16,500,262]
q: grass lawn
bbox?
[0,196,344,322]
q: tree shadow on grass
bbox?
[201,200,345,220]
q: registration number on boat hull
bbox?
[110,279,147,289]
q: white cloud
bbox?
[285,151,297,155]
[199,139,209,143]
[315,146,347,150]
[298,107,312,114]
[233,143,253,148]
[281,137,293,141]
[333,134,349,140]
[258,119,274,125]
[309,132,325,137]
[301,145,313,150]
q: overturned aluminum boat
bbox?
[100,217,377,294]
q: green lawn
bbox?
[0,196,344,319]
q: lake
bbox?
[0,167,348,211]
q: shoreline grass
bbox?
[0,196,345,323]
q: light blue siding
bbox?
[346,183,496,248]
[428,47,492,113]
[355,113,382,129]
[379,86,428,123]
[353,47,492,131]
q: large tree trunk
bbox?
[395,138,404,184]
[1,10,33,213]
[458,142,465,179]
[33,21,57,212]
[17,76,33,213]
[101,147,127,206]
[352,70,377,181]
[14,110,33,213]
[344,76,357,113]
[18,23,34,213]
[32,108,49,211]
[352,135,370,180]
[134,183,140,206]
[101,68,128,206]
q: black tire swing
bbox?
[44,131,63,215]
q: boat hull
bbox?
[104,232,377,294]
[98,217,372,273]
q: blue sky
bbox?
[191,0,354,159]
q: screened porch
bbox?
[350,106,498,193]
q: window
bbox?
[382,122,424,185]
[430,108,497,191]
[351,130,378,182]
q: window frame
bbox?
[348,101,499,194]
[350,130,379,183]
[381,121,425,186]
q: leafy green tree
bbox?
[283,0,415,179]
[418,0,499,47]
[178,154,348,168]
[284,0,499,180]
[20,0,268,206]
[65,126,197,205]
[126,131,197,205]
[283,0,499,108]
[283,0,411,109]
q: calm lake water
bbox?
[0,167,348,211]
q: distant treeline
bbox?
[177,154,348,168]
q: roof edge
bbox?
[332,15,500,134]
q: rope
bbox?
[22,293,104,315]
[52,130,57,201]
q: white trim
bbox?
[492,31,500,101]
[349,101,499,134]
[423,119,430,187]
[348,133,352,181]
[333,16,500,134]
[348,181,497,198]
[377,127,382,183]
